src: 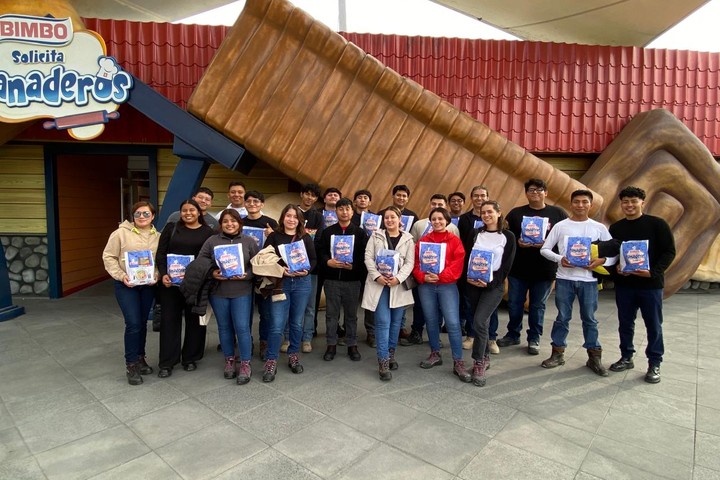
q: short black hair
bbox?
[430,193,447,203]
[618,186,646,200]
[525,178,547,191]
[571,189,594,202]
[244,190,264,202]
[448,191,465,202]
[323,187,342,198]
[336,197,353,209]
[392,184,411,196]
[196,186,214,198]
[300,183,321,198]
[428,207,451,223]
[353,189,372,201]
[228,181,246,189]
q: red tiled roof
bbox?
[16,19,720,155]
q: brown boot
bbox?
[378,358,392,381]
[541,346,565,368]
[586,348,609,376]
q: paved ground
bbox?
[1,281,719,480]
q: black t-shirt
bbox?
[156,222,215,277]
[242,215,278,230]
[506,204,568,281]
[609,214,676,290]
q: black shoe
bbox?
[609,357,634,372]
[323,345,337,361]
[348,346,361,361]
[288,353,304,374]
[496,336,520,347]
[126,363,143,385]
[400,330,423,346]
[217,343,222,352]
[158,368,172,378]
[645,365,661,383]
[138,356,153,375]
[183,362,197,372]
[527,341,540,355]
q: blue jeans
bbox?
[615,286,664,365]
[373,286,404,359]
[550,279,601,349]
[506,276,554,343]
[288,274,317,342]
[269,276,312,360]
[418,283,464,360]
[210,294,253,361]
[114,281,155,364]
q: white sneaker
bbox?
[280,340,289,353]
[302,341,312,353]
[488,340,500,355]
[462,336,473,350]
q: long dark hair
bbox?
[478,200,507,233]
[178,198,206,225]
[218,209,244,235]
[277,204,306,237]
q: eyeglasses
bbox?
[133,211,152,218]
[527,188,545,193]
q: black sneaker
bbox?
[645,365,661,383]
[400,330,423,346]
[496,336,520,347]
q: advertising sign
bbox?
[0,14,133,140]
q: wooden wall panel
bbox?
[0,145,45,234]
[56,154,127,294]
[157,148,291,214]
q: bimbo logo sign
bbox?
[0,14,133,140]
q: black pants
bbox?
[466,284,505,361]
[158,286,207,368]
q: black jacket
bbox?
[179,256,216,315]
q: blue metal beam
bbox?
[127,76,248,172]
[156,157,210,230]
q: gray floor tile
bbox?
[286,376,368,414]
[428,390,516,436]
[387,412,490,474]
[597,409,694,464]
[697,405,720,436]
[329,394,420,440]
[0,456,48,480]
[101,382,188,422]
[0,402,13,430]
[618,374,697,404]
[161,364,238,397]
[0,426,31,463]
[458,439,576,480]
[586,434,692,480]
[156,422,266,479]
[573,472,605,480]
[610,388,696,429]
[696,432,720,471]
[127,398,222,449]
[383,384,456,412]
[214,448,321,480]
[232,397,324,445]
[693,465,720,480]
[87,453,181,480]
[34,425,149,480]
[336,444,454,480]
[275,417,377,478]
[4,383,97,426]
[0,359,79,403]
[697,370,720,408]
[195,382,277,419]
[54,345,125,381]
[82,373,138,400]
[17,402,119,454]
[494,412,593,469]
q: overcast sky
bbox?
[179,0,720,52]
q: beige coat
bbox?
[102,220,160,281]
[361,230,415,311]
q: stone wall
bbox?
[2,235,49,296]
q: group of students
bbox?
[102,178,675,387]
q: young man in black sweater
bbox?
[609,186,676,384]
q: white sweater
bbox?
[541,218,615,282]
